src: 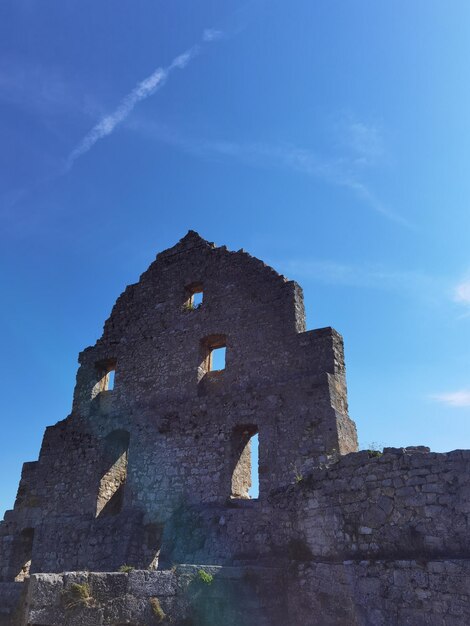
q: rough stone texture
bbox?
[270,447,470,561]
[287,559,470,626]
[23,566,285,626]
[0,582,25,626]
[1,232,469,624]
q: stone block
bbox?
[89,572,128,602]
[128,570,177,597]
[28,574,63,608]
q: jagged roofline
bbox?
[139,229,291,284]
[94,230,302,346]
[155,230,216,259]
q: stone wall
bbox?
[20,560,470,625]
[273,447,470,561]
[287,559,470,626]
[2,232,470,624]
[0,582,24,626]
[1,231,357,579]
[23,566,285,626]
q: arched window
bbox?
[230,425,259,499]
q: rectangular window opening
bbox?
[248,433,259,499]
[185,282,203,311]
[192,291,203,307]
[93,359,117,397]
[210,346,226,371]
[107,369,115,390]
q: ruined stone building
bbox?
[1,232,469,625]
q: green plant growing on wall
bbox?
[61,582,94,610]
[118,564,135,573]
[196,569,213,585]
[365,441,384,457]
[150,597,167,622]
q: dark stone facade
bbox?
[1,232,469,625]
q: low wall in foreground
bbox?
[21,565,285,626]
[15,558,470,626]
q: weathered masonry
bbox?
[1,231,469,625]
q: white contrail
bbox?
[67,30,221,168]
[203,29,224,42]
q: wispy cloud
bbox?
[271,258,437,296]
[451,277,470,319]
[454,279,470,305]
[431,390,470,408]
[66,30,222,169]
[0,57,102,122]
[130,117,409,226]
[339,117,384,165]
[276,139,403,225]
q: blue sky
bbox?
[1,0,470,516]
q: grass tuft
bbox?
[118,564,135,573]
[61,582,94,610]
[150,597,166,622]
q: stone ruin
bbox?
[1,231,469,625]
